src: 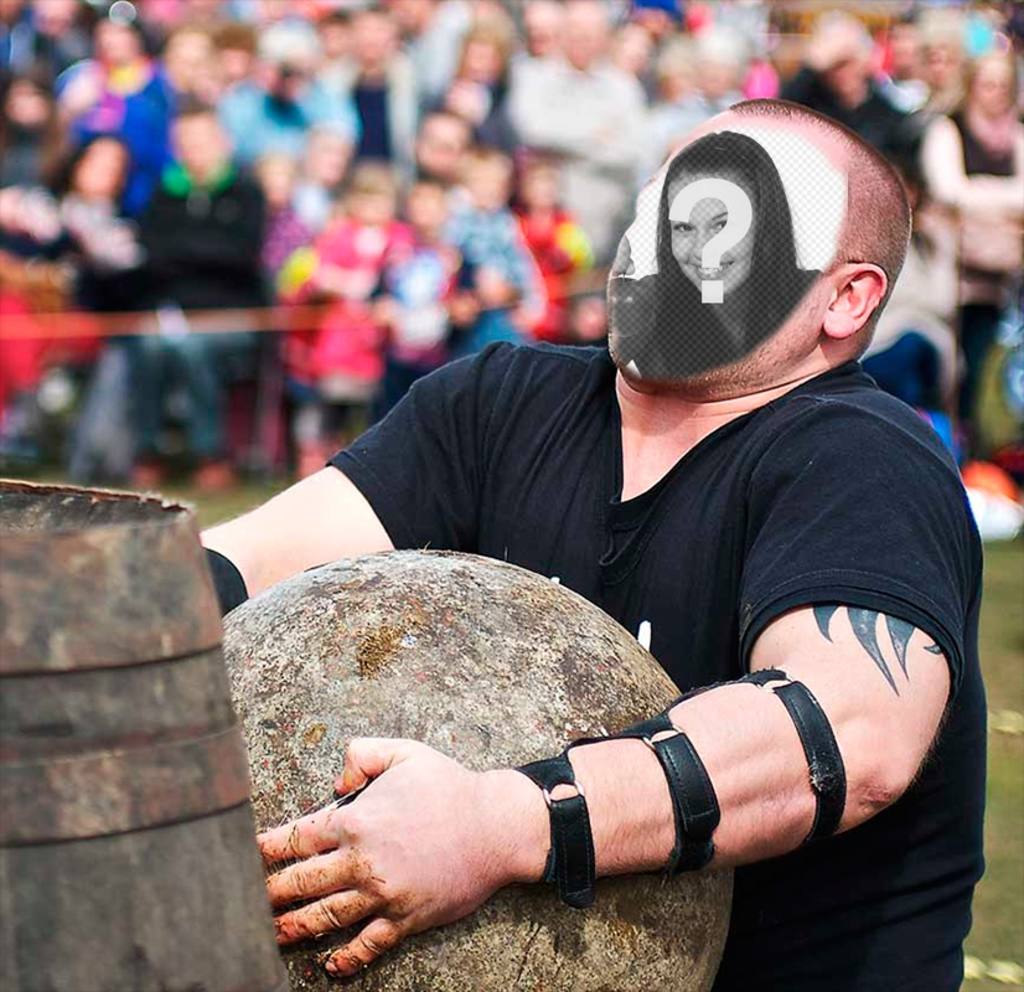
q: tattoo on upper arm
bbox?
[812,605,944,696]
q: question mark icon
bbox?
[669,178,753,304]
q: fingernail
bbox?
[325,959,338,975]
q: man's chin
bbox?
[611,345,750,398]
[611,349,701,394]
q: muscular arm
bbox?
[201,467,393,597]
[256,601,952,976]
[548,604,951,878]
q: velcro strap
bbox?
[517,754,596,908]
[772,680,847,842]
[650,732,719,873]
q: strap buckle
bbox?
[540,779,586,808]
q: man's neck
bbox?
[615,368,822,500]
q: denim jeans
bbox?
[129,331,258,460]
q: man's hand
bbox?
[257,739,548,978]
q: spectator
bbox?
[374,177,466,418]
[435,20,517,153]
[0,69,64,187]
[520,0,565,62]
[921,50,1023,439]
[920,10,966,115]
[863,159,958,419]
[57,136,145,483]
[55,11,174,215]
[56,136,143,314]
[218,19,358,165]
[213,21,258,93]
[14,0,90,83]
[640,27,746,184]
[1,0,34,80]
[509,0,647,264]
[282,163,412,476]
[133,102,267,490]
[292,122,352,234]
[316,9,352,88]
[629,0,683,44]
[781,12,912,161]
[162,23,220,106]
[879,15,930,114]
[515,154,593,344]
[327,6,417,174]
[414,109,472,190]
[647,35,695,110]
[256,151,311,281]
[0,134,141,474]
[611,21,656,99]
[444,146,543,355]
[390,0,472,107]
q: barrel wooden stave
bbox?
[0,481,287,992]
[0,806,283,992]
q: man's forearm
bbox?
[554,682,814,879]
[201,468,394,598]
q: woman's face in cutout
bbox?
[667,170,756,302]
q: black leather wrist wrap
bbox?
[516,753,596,908]
[608,668,786,875]
[516,667,845,908]
[205,548,248,616]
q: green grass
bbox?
[965,541,1024,991]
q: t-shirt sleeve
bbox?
[738,398,980,693]
[329,342,514,551]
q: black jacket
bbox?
[138,164,267,311]
[781,66,917,161]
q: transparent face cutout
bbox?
[608,126,847,383]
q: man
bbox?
[134,102,266,490]
[641,26,748,184]
[879,14,930,114]
[389,0,471,108]
[218,19,358,165]
[508,0,647,263]
[781,12,914,161]
[413,109,471,189]
[325,5,418,175]
[205,102,984,990]
[520,0,565,61]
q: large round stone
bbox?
[223,550,732,992]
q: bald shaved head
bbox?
[731,99,911,329]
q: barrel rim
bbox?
[0,478,192,535]
[0,480,223,674]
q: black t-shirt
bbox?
[331,343,986,992]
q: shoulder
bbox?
[432,341,605,393]
[422,342,606,405]
[755,376,965,497]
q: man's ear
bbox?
[822,263,887,341]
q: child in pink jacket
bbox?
[281,163,412,474]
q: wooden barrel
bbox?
[0,480,288,992]
[225,550,733,992]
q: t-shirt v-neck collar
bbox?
[599,361,862,584]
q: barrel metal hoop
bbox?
[0,725,252,844]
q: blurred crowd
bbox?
[0,0,1021,493]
